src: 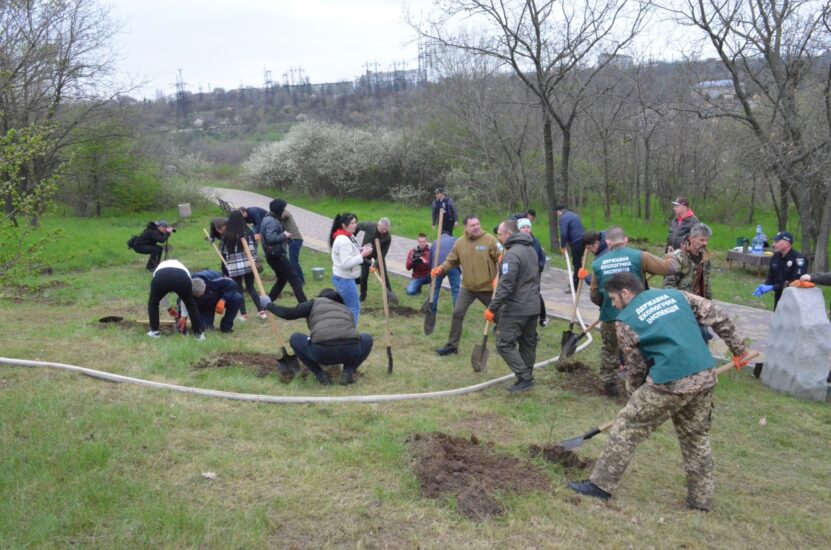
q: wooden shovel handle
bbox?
[203,228,228,268]
[427,209,444,305]
[714,351,760,376]
[241,238,288,348]
[483,266,501,335]
[373,239,393,347]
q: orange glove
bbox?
[789,280,815,288]
[484,309,495,323]
[167,307,178,318]
[369,266,378,274]
[732,352,751,370]
[177,316,187,334]
[431,266,443,278]
[215,299,226,314]
[577,267,589,280]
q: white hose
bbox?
[0,334,594,405]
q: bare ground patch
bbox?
[192,352,282,378]
[553,360,624,401]
[406,432,551,521]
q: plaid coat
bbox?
[221,233,258,278]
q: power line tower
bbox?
[174,69,190,125]
[418,37,436,85]
[263,68,273,105]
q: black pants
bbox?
[134,244,163,272]
[359,258,391,300]
[232,271,262,315]
[148,268,203,333]
[569,240,586,290]
[289,333,373,377]
[266,253,307,303]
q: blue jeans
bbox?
[432,267,461,313]
[406,276,431,295]
[332,275,360,325]
[289,239,305,284]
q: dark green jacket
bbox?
[489,232,540,317]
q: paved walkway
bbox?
[202,187,772,356]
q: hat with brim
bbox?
[672,197,689,207]
[773,231,793,243]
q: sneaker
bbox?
[508,379,535,393]
[539,316,548,328]
[147,330,160,338]
[239,313,248,322]
[195,333,206,341]
[436,344,458,356]
[567,480,611,501]
[257,311,268,320]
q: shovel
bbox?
[241,238,300,377]
[422,208,444,335]
[560,318,601,359]
[202,228,228,269]
[471,271,500,373]
[372,241,394,373]
[557,352,760,450]
[561,247,590,349]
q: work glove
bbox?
[431,266,443,278]
[215,299,226,315]
[577,267,589,280]
[177,316,187,334]
[789,280,815,288]
[369,265,377,273]
[259,295,272,309]
[167,306,178,318]
[483,309,495,323]
[753,284,774,297]
[732,352,751,370]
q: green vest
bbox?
[616,289,715,384]
[593,247,643,321]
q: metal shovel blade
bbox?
[387,346,394,374]
[423,309,436,335]
[276,347,300,380]
[560,333,581,358]
[560,328,575,348]
[471,335,489,372]
[557,420,613,450]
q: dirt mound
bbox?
[362,304,421,317]
[406,432,551,521]
[528,444,594,469]
[192,352,282,378]
[553,360,623,400]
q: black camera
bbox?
[170,227,177,233]
[411,251,424,265]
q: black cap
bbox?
[555,205,566,212]
[434,187,444,194]
[773,231,793,243]
[269,199,287,216]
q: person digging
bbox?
[568,271,751,511]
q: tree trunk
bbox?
[747,176,756,225]
[814,191,831,272]
[542,113,559,251]
[602,139,611,221]
[643,139,652,222]
[560,125,572,211]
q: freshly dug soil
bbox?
[192,352,283,379]
[554,360,623,400]
[528,444,594,470]
[407,432,551,522]
[362,304,421,317]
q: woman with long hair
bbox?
[329,212,373,325]
[221,210,266,320]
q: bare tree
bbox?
[412,0,651,249]
[667,0,831,270]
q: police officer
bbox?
[753,231,808,310]
[568,272,750,511]
[485,219,541,392]
[586,226,677,397]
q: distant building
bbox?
[696,79,736,100]
[598,53,633,70]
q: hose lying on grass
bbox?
[0,313,595,404]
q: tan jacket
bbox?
[440,232,500,292]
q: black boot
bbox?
[313,370,331,385]
[339,368,356,385]
[436,344,458,356]
[568,480,611,501]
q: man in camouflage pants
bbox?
[586,226,677,397]
[569,272,750,511]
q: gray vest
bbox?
[308,298,359,343]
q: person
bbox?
[753,231,808,310]
[260,199,307,305]
[556,205,585,291]
[517,218,548,328]
[664,223,713,342]
[431,215,501,356]
[429,231,461,313]
[568,271,750,511]
[580,230,608,285]
[220,210,268,320]
[357,217,396,304]
[666,197,699,252]
[800,272,831,313]
[485,219,541,392]
[330,212,373,325]
[191,270,243,333]
[132,220,174,272]
[432,187,459,236]
[147,259,205,340]
[275,201,306,285]
[239,206,269,239]
[586,226,678,396]
[259,289,374,385]
[405,233,432,295]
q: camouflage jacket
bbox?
[616,292,747,395]
[663,248,712,299]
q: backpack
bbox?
[127,235,139,249]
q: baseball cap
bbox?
[773,231,793,243]
[154,220,169,228]
[672,197,689,207]
[517,218,532,230]
[434,187,445,194]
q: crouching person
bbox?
[147,259,205,340]
[191,270,243,333]
[259,289,373,385]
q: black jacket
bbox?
[489,232,540,317]
[765,248,808,306]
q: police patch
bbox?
[787,260,793,267]
[796,258,805,266]
[502,263,509,275]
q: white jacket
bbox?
[331,234,364,279]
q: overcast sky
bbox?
[112,0,431,99]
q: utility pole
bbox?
[174,69,190,126]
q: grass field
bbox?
[2,208,830,547]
